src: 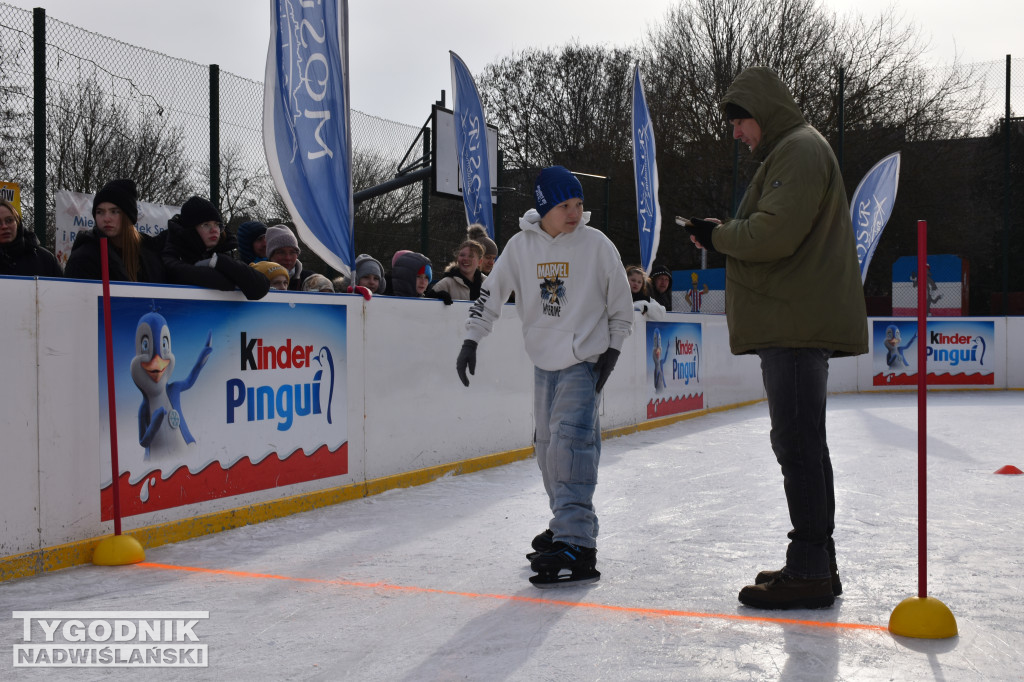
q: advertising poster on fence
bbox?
[872,319,995,387]
[97,296,349,520]
[646,321,704,419]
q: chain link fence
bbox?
[1,3,1021,307]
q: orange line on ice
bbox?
[137,562,887,633]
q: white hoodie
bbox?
[464,209,634,371]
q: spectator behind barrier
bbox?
[265,224,315,291]
[161,196,270,301]
[626,264,666,320]
[467,223,498,275]
[431,238,486,300]
[650,263,673,312]
[336,253,386,295]
[64,178,165,283]
[391,251,453,304]
[251,260,289,290]
[0,199,62,277]
[302,273,335,293]
[236,221,268,265]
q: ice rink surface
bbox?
[2,391,1022,681]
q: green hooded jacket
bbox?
[712,67,868,357]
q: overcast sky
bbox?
[5,0,1020,125]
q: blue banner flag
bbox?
[264,0,354,276]
[449,51,495,237]
[631,66,661,274]
[851,151,901,283]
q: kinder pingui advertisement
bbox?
[97,296,349,520]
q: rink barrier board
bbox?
[0,444,537,582]
[2,278,1020,581]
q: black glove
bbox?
[430,289,453,305]
[684,217,719,253]
[594,348,620,394]
[456,340,477,386]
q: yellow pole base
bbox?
[92,535,146,566]
[888,596,958,639]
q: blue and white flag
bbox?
[264,0,354,276]
[851,151,900,283]
[631,65,661,274]
[449,51,494,237]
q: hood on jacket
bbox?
[518,209,593,239]
[165,217,237,262]
[236,221,268,264]
[720,67,807,159]
[391,251,432,297]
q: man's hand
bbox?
[594,348,620,393]
[456,340,478,387]
[682,217,719,253]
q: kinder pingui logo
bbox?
[226,331,336,431]
[672,337,700,385]
[926,330,986,368]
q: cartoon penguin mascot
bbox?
[129,309,213,460]
[652,327,668,391]
[884,324,917,370]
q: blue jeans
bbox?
[756,347,835,580]
[534,362,601,548]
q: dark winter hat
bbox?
[723,102,753,121]
[179,196,222,229]
[650,263,673,284]
[93,178,139,224]
[534,166,584,218]
[467,224,497,256]
[265,224,300,258]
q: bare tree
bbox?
[0,42,35,221]
[479,42,638,173]
[46,75,193,206]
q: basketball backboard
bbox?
[432,105,499,202]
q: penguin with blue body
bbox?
[129,309,213,460]
[883,324,917,370]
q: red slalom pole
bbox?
[100,238,122,536]
[916,220,927,599]
[887,220,955,638]
[92,237,143,566]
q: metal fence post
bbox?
[421,126,430,254]
[1003,55,1012,316]
[32,8,46,242]
[210,64,220,208]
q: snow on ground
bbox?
[1,391,1022,681]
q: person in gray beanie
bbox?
[336,253,386,296]
[265,224,315,290]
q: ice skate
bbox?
[525,528,554,562]
[529,541,600,588]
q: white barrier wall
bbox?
[0,277,1016,561]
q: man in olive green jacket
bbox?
[682,67,868,610]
